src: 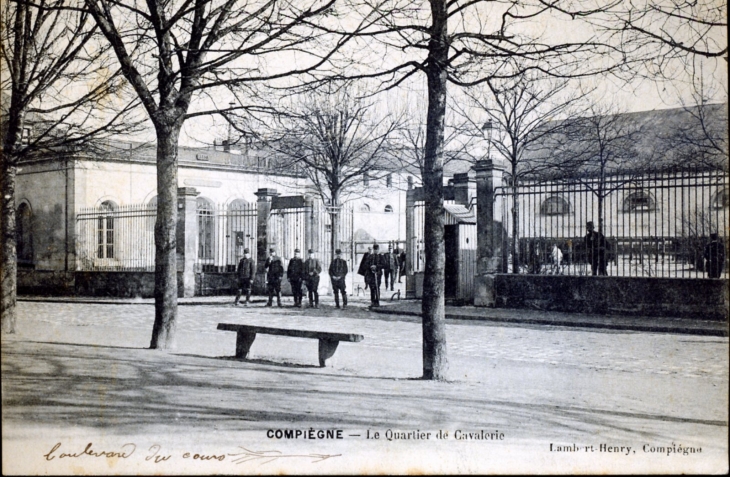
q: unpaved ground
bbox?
[2,301,728,474]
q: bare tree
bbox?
[84,0,346,349]
[0,0,141,334]
[458,70,592,272]
[269,86,401,259]
[327,0,626,380]
[613,0,727,63]
[544,103,648,235]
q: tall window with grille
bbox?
[97,201,116,259]
[197,198,214,260]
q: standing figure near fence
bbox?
[234,248,255,306]
[287,248,305,307]
[366,244,384,308]
[358,246,372,290]
[265,248,284,307]
[398,249,406,283]
[550,244,563,275]
[585,221,608,276]
[383,245,399,291]
[704,233,726,279]
[329,249,348,309]
[304,249,322,308]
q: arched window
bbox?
[384,205,393,213]
[712,189,729,209]
[16,203,33,266]
[540,196,570,216]
[360,203,370,212]
[147,196,157,207]
[228,198,249,210]
[97,201,117,259]
[623,191,656,213]
[197,197,215,260]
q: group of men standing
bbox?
[357,244,405,308]
[234,247,350,309]
[234,243,405,309]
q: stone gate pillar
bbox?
[177,187,199,297]
[255,188,279,290]
[474,159,506,306]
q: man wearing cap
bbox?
[265,248,284,307]
[234,248,255,306]
[365,244,384,307]
[704,233,726,278]
[329,249,348,309]
[304,249,322,308]
[585,221,608,276]
[383,244,399,291]
[287,248,305,307]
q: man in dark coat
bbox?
[365,244,384,307]
[383,245,399,291]
[329,249,349,309]
[265,248,284,307]
[304,249,322,308]
[585,221,608,276]
[704,233,726,278]
[234,248,255,306]
[287,248,305,307]
[357,246,372,290]
[398,249,406,283]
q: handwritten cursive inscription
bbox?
[44,442,136,461]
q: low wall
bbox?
[74,272,184,298]
[18,269,75,295]
[494,274,729,321]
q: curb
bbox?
[369,308,729,337]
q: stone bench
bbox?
[217,323,364,367]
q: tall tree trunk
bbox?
[330,190,340,261]
[421,0,448,380]
[1,97,25,334]
[1,154,18,334]
[150,122,182,349]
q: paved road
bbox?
[3,301,728,474]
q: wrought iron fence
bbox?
[197,201,258,272]
[76,204,156,271]
[497,168,729,278]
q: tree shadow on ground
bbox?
[2,340,725,443]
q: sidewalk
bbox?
[18,294,728,337]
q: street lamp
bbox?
[482,120,493,160]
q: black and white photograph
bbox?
[1,0,727,474]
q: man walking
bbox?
[329,249,349,309]
[234,248,255,306]
[265,248,284,307]
[585,221,608,276]
[366,244,384,308]
[304,249,322,308]
[287,248,305,307]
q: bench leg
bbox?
[318,339,340,367]
[236,332,256,359]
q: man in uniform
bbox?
[585,221,608,276]
[329,249,348,309]
[366,244,384,308]
[304,249,322,308]
[265,248,284,307]
[383,245,399,291]
[287,248,305,307]
[234,248,255,306]
[398,248,406,283]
